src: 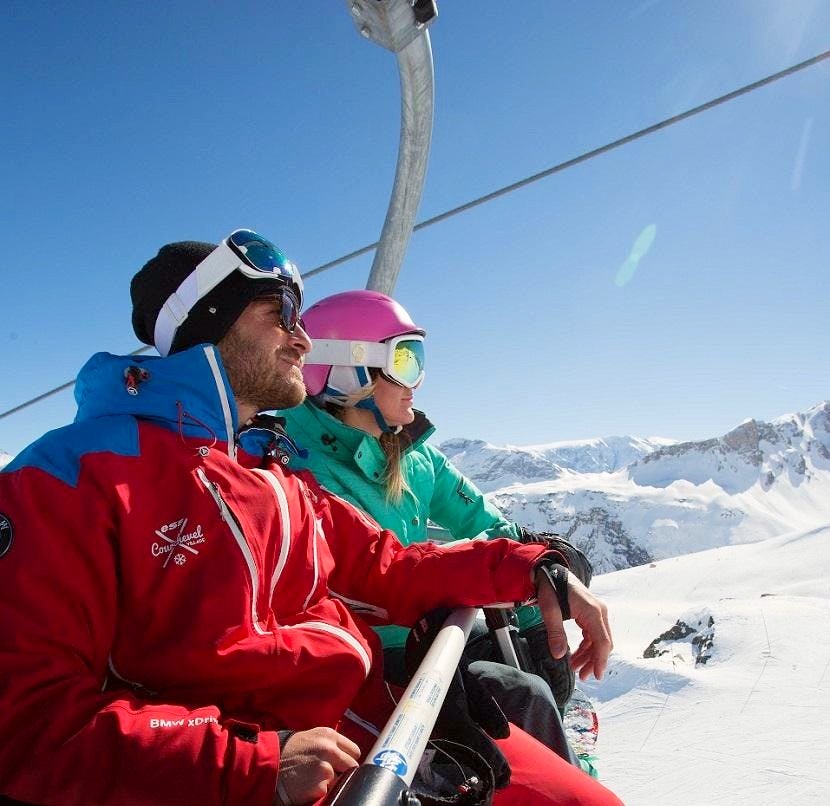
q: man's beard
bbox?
[218,328,306,416]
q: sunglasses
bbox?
[307,334,425,389]
[153,229,304,357]
[255,290,304,334]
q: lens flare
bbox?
[790,116,813,191]
[615,224,657,287]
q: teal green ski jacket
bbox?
[280,400,542,649]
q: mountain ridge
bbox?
[439,434,675,492]
[441,401,830,573]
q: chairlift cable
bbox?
[2,48,828,423]
[407,48,829,229]
[306,47,830,276]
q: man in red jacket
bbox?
[0,230,619,805]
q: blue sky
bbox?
[1,1,828,455]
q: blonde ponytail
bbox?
[325,381,411,503]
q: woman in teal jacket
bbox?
[282,397,527,653]
[279,291,597,770]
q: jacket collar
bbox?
[237,414,308,465]
[74,344,239,453]
[288,400,435,475]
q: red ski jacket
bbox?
[0,346,553,804]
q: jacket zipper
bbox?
[250,468,293,601]
[202,346,237,460]
[199,468,368,675]
[196,468,267,636]
[252,468,322,610]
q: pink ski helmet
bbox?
[302,290,426,402]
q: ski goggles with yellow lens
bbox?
[307,333,425,389]
[154,229,304,357]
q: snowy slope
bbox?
[582,524,830,805]
[445,402,830,573]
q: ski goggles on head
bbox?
[308,333,426,389]
[153,228,304,357]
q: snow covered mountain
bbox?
[441,402,830,574]
[439,435,675,492]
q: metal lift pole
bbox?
[345,0,438,296]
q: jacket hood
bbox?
[74,344,239,446]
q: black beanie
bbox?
[131,240,288,354]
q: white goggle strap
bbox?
[152,240,250,357]
[306,339,390,370]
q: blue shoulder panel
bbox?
[3,416,140,488]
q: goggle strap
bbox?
[153,236,299,357]
[153,242,246,356]
[162,291,190,327]
[193,241,245,295]
[306,339,390,369]
[154,298,188,358]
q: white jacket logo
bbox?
[152,517,206,568]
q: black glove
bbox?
[518,529,593,587]
[406,609,511,790]
[521,622,576,710]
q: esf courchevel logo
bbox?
[151,517,206,568]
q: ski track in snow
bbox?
[575,525,830,805]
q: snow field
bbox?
[576,526,830,804]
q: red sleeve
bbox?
[0,465,278,805]
[306,474,550,626]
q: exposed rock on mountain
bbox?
[628,402,830,494]
[643,611,715,667]
[442,402,830,574]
